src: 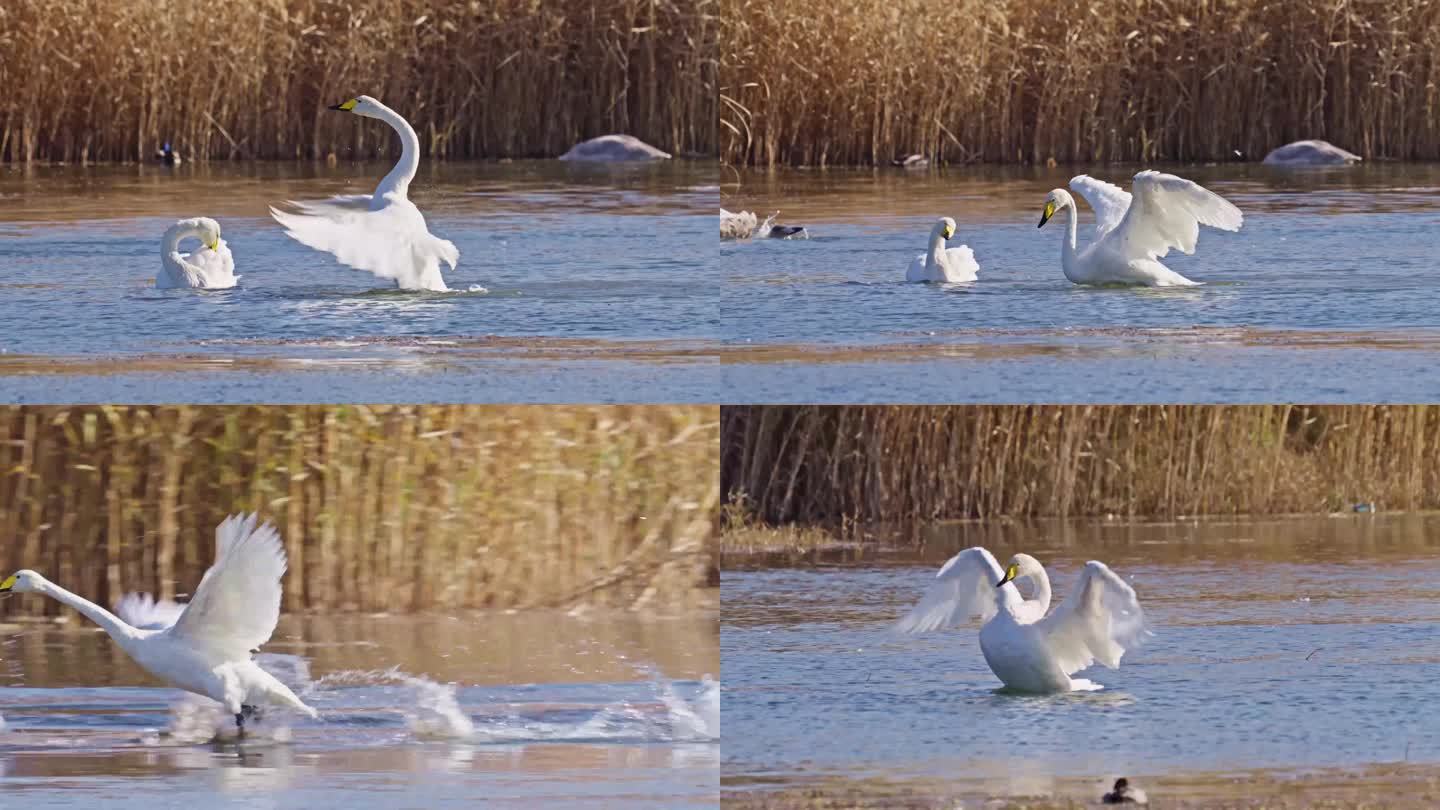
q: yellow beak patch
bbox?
[338,98,359,111]
[0,574,17,591]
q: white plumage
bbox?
[905,216,979,283]
[271,96,459,292]
[158,217,237,289]
[896,547,1149,693]
[1038,171,1243,287]
[0,514,317,734]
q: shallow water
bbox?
[721,164,1440,402]
[0,611,718,808]
[0,161,719,403]
[721,513,1440,800]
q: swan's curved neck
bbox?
[34,577,139,644]
[1060,205,1078,274]
[162,223,202,256]
[1026,567,1053,613]
[927,230,947,265]
[370,102,420,198]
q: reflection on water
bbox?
[721,164,1440,402]
[0,611,718,808]
[0,161,719,404]
[721,513,1440,801]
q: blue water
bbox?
[720,164,1440,402]
[721,515,1440,794]
[0,161,719,403]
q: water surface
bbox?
[721,164,1440,402]
[721,514,1440,803]
[0,161,718,403]
[1,611,719,808]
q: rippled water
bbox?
[0,161,719,403]
[1,612,718,808]
[721,514,1440,802]
[721,164,1440,402]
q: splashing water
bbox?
[315,667,474,739]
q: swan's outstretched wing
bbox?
[168,514,287,660]
[1035,561,1149,673]
[1069,175,1131,238]
[895,547,1006,633]
[115,592,186,631]
[271,195,458,291]
[1110,171,1243,261]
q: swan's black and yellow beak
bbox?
[995,563,1019,588]
[0,573,16,593]
[329,98,360,112]
[1038,201,1056,229]
[943,225,955,240]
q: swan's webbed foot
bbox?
[235,704,262,739]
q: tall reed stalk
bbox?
[721,0,1440,166]
[0,405,718,617]
[723,405,1440,524]
[0,0,717,163]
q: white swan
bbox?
[905,216,978,283]
[559,134,671,161]
[1038,171,1243,287]
[270,96,459,292]
[159,217,237,289]
[896,548,1148,693]
[0,513,318,735]
[1263,139,1361,166]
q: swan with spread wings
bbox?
[896,548,1149,693]
[271,96,459,292]
[1037,171,1243,287]
[1,514,317,735]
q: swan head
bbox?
[996,553,1044,588]
[0,569,45,595]
[933,216,957,241]
[173,216,222,251]
[329,95,385,118]
[1038,190,1074,228]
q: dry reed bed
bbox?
[0,0,717,163]
[723,405,1440,524]
[721,0,1440,166]
[0,405,718,617]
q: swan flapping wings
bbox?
[168,513,288,660]
[894,547,1007,632]
[1073,171,1243,260]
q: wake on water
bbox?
[148,656,718,746]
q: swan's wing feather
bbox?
[720,208,759,240]
[895,547,1006,633]
[169,513,286,660]
[1036,561,1149,673]
[906,253,929,281]
[1113,171,1243,260]
[115,592,187,631]
[271,195,455,288]
[1069,175,1132,237]
[941,246,979,280]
